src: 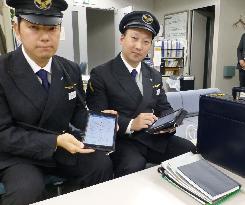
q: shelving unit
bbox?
[160,48,184,76]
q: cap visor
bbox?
[126,23,156,37]
[20,14,62,26]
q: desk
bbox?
[32,166,245,205]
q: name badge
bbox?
[156,89,160,96]
[69,91,76,100]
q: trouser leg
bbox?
[159,135,196,162]
[143,135,196,165]
[239,69,245,87]
[56,150,113,189]
[0,164,45,205]
[110,139,147,178]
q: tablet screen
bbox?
[83,112,116,147]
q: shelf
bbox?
[162,48,184,50]
[164,67,182,68]
[154,44,185,76]
[161,67,181,76]
[165,67,180,71]
[161,57,184,59]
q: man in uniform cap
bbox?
[86,11,195,177]
[0,0,113,204]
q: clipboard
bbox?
[82,111,117,152]
[146,109,187,134]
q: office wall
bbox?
[154,0,245,93]
[56,6,74,61]
[190,11,207,89]
[213,0,245,93]
[87,9,114,71]
[0,3,14,52]
[0,0,153,62]
[0,13,4,39]
[154,0,217,16]
[56,0,154,62]
[70,0,154,12]
[154,0,218,88]
[0,15,3,28]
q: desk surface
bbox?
[32,165,245,205]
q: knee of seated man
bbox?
[179,138,196,153]
[168,136,196,156]
[17,181,44,201]
[94,151,113,172]
[2,177,45,205]
[80,151,113,173]
[119,161,146,175]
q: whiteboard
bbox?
[164,11,188,40]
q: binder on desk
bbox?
[159,152,241,205]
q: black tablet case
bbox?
[147,109,187,134]
[197,95,245,177]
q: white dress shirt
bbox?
[22,46,52,84]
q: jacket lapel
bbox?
[8,47,48,112]
[38,57,64,126]
[111,55,142,104]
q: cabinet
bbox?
[160,48,184,76]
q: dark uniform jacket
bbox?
[237,33,245,70]
[0,46,87,170]
[86,54,174,153]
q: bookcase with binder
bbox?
[153,39,185,76]
[161,48,184,76]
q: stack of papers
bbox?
[161,152,241,204]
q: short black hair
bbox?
[16,16,22,28]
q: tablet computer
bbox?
[83,111,117,152]
[146,109,187,134]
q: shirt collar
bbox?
[120,52,141,74]
[22,46,52,74]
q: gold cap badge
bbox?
[34,0,52,10]
[142,14,153,24]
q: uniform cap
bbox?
[6,0,68,26]
[119,11,160,38]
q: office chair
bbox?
[0,183,4,195]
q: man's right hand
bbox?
[239,60,245,69]
[57,133,94,154]
[131,113,158,131]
